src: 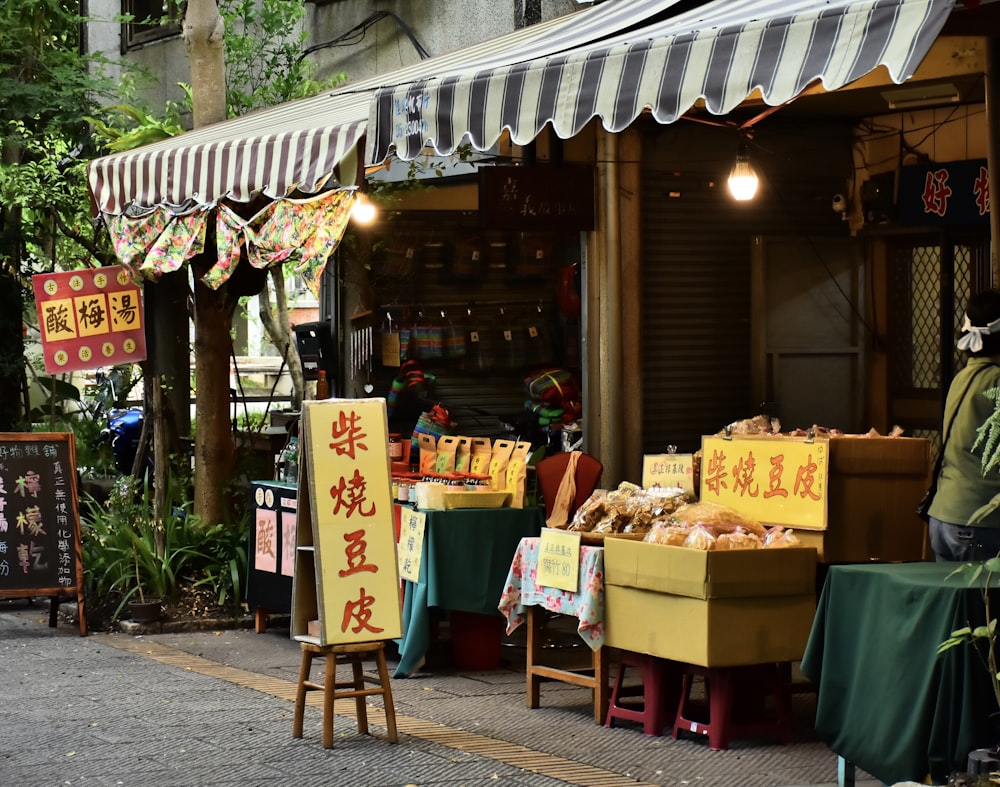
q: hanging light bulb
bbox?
[727,139,759,202]
[351,195,377,224]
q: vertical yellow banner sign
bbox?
[304,398,402,644]
[699,435,829,531]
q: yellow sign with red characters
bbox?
[699,435,829,531]
[301,398,402,645]
[32,266,146,374]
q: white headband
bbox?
[957,313,1000,352]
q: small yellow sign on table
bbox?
[536,528,582,592]
[642,453,695,495]
[397,508,426,582]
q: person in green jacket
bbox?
[928,288,1000,561]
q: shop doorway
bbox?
[884,232,991,449]
[751,235,865,433]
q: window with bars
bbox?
[889,237,987,393]
[887,233,990,455]
[122,0,180,50]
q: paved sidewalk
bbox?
[0,598,880,787]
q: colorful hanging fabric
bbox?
[254,189,356,298]
[141,210,208,279]
[104,208,171,281]
[107,188,356,296]
[203,203,254,290]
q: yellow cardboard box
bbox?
[714,434,931,563]
[603,538,817,599]
[820,435,931,563]
[604,585,816,667]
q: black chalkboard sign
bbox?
[0,432,86,635]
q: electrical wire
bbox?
[297,11,430,65]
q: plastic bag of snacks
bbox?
[644,520,691,546]
[762,526,801,549]
[715,527,763,550]
[682,523,717,551]
[670,501,765,536]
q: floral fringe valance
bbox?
[104,188,357,298]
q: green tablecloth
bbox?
[394,506,544,677]
[800,562,997,785]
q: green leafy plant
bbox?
[82,477,201,619]
[193,518,249,614]
[82,469,250,624]
[938,556,1000,714]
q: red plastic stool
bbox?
[604,651,682,736]
[672,662,792,751]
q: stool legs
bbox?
[293,641,398,749]
[605,653,680,736]
[348,656,369,735]
[373,646,399,743]
[672,663,792,751]
[292,648,315,740]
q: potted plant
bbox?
[939,556,1000,784]
[126,540,163,623]
[81,475,206,625]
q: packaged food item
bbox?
[715,527,763,550]
[488,439,516,492]
[762,526,802,549]
[682,523,717,551]
[435,435,459,474]
[469,437,492,476]
[567,490,609,532]
[454,436,472,473]
[670,501,765,536]
[644,521,691,545]
[505,441,532,509]
[418,433,438,475]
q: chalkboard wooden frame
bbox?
[0,432,86,635]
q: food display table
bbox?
[394,506,544,678]
[801,562,998,785]
[499,536,609,723]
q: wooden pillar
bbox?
[619,126,644,485]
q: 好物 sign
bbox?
[32,266,146,374]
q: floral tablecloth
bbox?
[498,536,605,651]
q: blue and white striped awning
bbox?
[88,0,691,215]
[368,0,956,163]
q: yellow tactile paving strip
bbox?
[102,636,659,787]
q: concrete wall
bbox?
[84,0,584,121]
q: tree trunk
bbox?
[0,141,26,431]
[184,1,231,527]
[258,268,305,410]
[183,1,227,130]
[192,253,237,527]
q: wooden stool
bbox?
[292,640,399,749]
[605,651,682,736]
[525,606,609,724]
[672,663,792,751]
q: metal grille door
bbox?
[887,234,989,450]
